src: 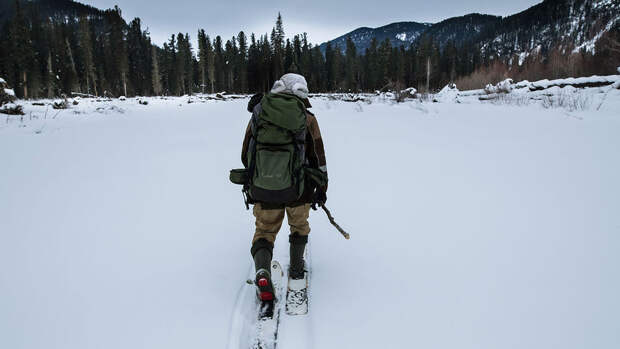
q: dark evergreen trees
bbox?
[1,4,616,99]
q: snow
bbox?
[1,94,620,349]
[0,77,6,84]
[0,102,19,111]
[402,87,416,96]
[572,15,620,54]
[484,79,513,94]
[4,88,15,96]
[518,51,528,66]
[513,74,620,90]
[395,32,407,41]
[434,83,459,102]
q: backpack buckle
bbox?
[242,186,250,210]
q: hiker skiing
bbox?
[229,73,328,314]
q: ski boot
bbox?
[252,239,275,318]
[288,233,308,279]
[286,233,309,315]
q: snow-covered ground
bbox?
[1,92,619,349]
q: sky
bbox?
[85,0,543,47]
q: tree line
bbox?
[0,1,484,99]
[1,1,616,99]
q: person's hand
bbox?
[311,189,327,210]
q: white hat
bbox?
[270,73,309,99]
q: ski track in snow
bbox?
[227,240,315,349]
[276,240,315,349]
[1,94,620,349]
[226,264,254,349]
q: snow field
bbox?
[1,94,619,349]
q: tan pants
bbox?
[252,203,311,244]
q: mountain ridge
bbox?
[319,0,619,61]
[1,0,107,24]
[319,21,432,53]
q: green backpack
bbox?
[231,93,307,205]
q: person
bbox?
[241,73,328,301]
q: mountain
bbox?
[420,13,501,47]
[319,22,432,53]
[320,0,619,60]
[477,0,620,64]
[0,1,15,24]
[1,0,106,26]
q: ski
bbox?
[251,260,284,349]
[285,265,309,316]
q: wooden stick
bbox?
[321,205,350,240]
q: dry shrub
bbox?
[489,94,531,107]
[0,104,24,115]
[455,61,510,90]
[455,38,619,92]
[541,91,591,111]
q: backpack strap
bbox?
[243,103,262,209]
[247,103,261,180]
[292,111,307,189]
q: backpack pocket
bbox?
[229,168,249,185]
[254,147,293,191]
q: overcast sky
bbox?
[85,0,542,47]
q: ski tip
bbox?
[271,260,284,278]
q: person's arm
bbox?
[243,93,264,167]
[307,113,328,192]
[241,122,251,168]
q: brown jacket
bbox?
[241,108,328,204]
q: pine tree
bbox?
[64,37,80,94]
[299,33,312,84]
[325,42,336,91]
[10,0,34,98]
[247,33,259,92]
[365,38,380,90]
[270,13,285,81]
[213,35,224,92]
[262,34,273,90]
[108,6,129,96]
[293,35,302,70]
[175,33,186,95]
[151,46,162,95]
[26,4,44,99]
[127,18,153,96]
[78,16,97,95]
[224,38,235,92]
[284,38,295,72]
[164,35,178,95]
[237,31,248,93]
[184,33,194,95]
[310,45,326,91]
[197,29,207,93]
[46,51,56,98]
[205,35,215,94]
[345,36,357,91]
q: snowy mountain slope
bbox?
[1,95,619,349]
[319,22,431,53]
[320,0,619,57]
[1,0,107,25]
[421,13,500,47]
[479,0,620,59]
